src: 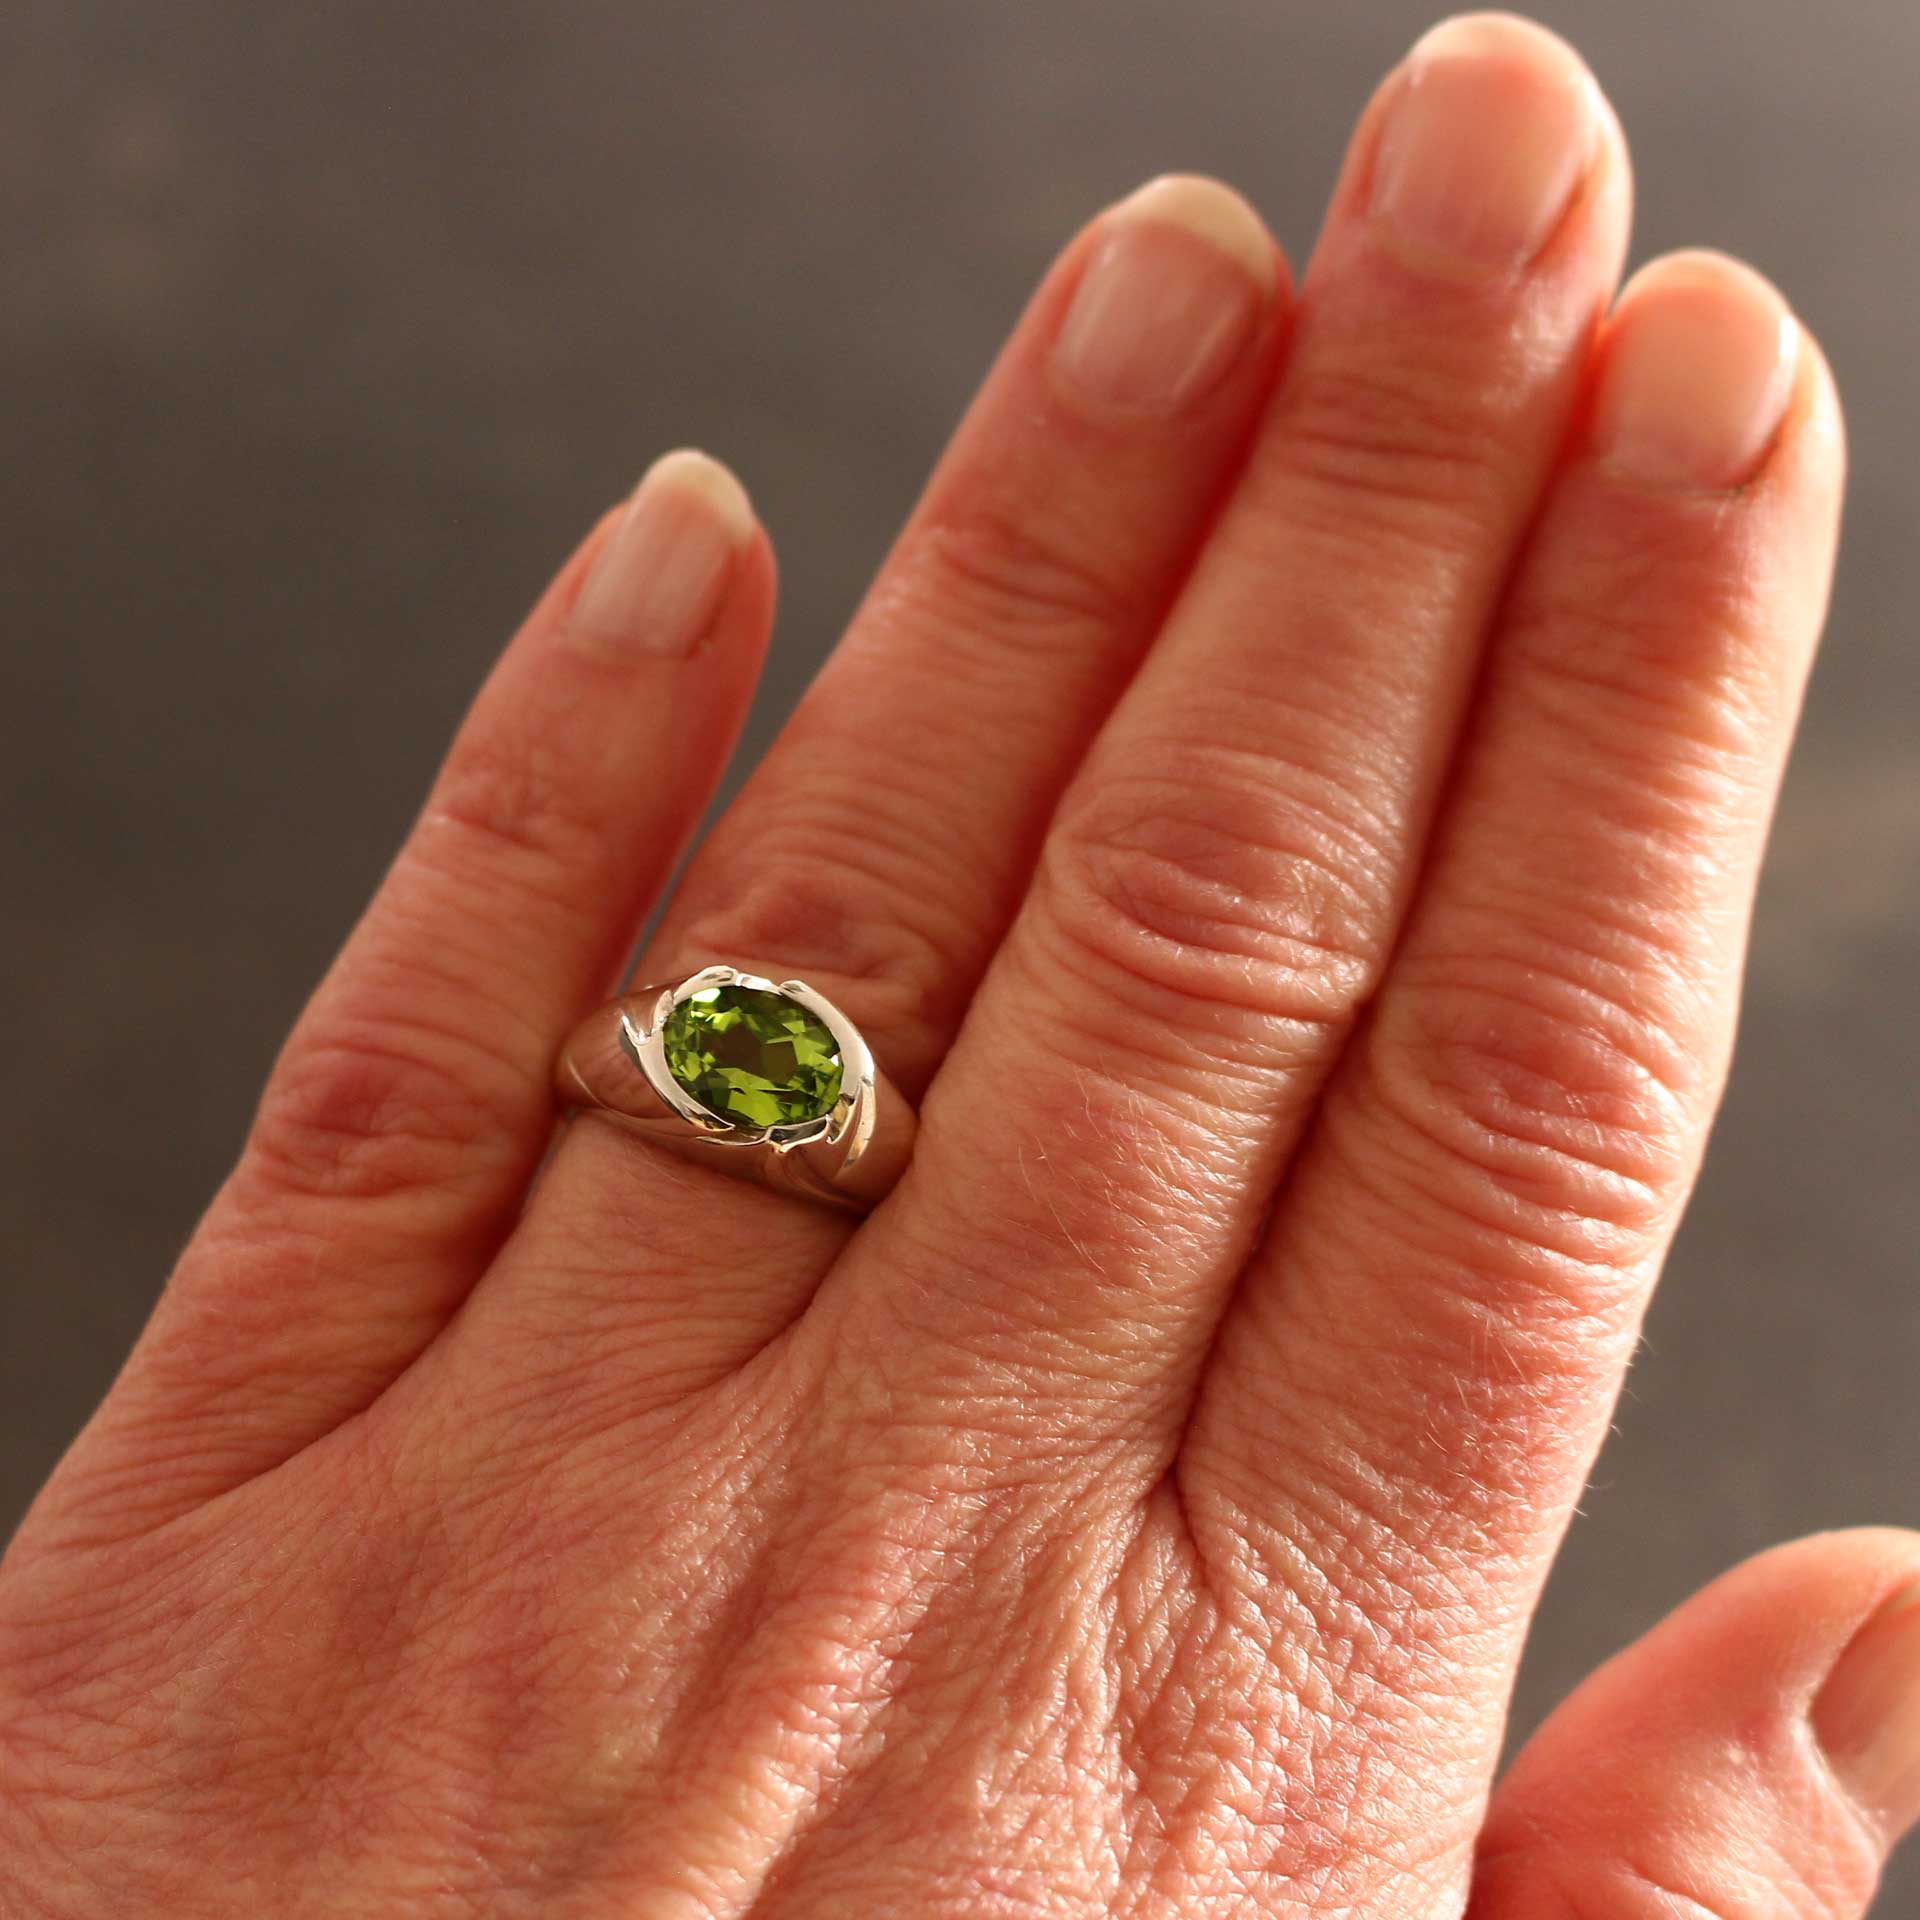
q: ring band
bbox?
[554,965,914,1212]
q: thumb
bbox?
[1471,1528,1920,1918]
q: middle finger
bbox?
[828,15,1632,1447]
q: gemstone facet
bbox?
[661,984,844,1129]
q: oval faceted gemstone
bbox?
[661,984,844,1128]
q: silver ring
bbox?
[554,965,914,1213]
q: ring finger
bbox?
[455,174,1293,1391]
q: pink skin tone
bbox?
[0,13,1903,1919]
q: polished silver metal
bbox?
[555,965,913,1212]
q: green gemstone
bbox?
[661,984,844,1129]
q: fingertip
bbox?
[1051,173,1286,414]
[1629,1526,1920,1694]
[1477,1529,1920,1919]
[1103,173,1286,299]
[570,447,761,659]
[1592,249,1800,491]
[1361,11,1627,278]
[1407,11,1589,71]
[642,446,758,549]
[1706,1522,1920,1590]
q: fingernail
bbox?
[1814,1579,1920,1841]
[1372,13,1599,271]
[1592,252,1799,491]
[571,449,755,655]
[1052,174,1276,412]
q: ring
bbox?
[554,965,914,1212]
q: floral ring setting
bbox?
[554,966,914,1212]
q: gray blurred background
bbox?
[3,0,1915,1899]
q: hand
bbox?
[3,15,1906,1917]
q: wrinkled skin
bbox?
[3,15,1909,1920]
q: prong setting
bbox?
[559,963,911,1212]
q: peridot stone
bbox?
[662,984,843,1129]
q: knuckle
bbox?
[421,723,620,900]
[1040,760,1386,1028]
[1257,347,1517,551]
[1502,516,1790,759]
[245,1013,523,1206]
[667,819,966,1046]
[1361,963,1705,1291]
[893,504,1140,655]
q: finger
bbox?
[1190,258,1846,1656]
[1472,1530,1920,1917]
[460,177,1292,1387]
[58,454,774,1530]
[823,17,1630,1436]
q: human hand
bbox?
[4,14,1909,1916]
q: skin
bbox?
[1,14,1907,1917]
